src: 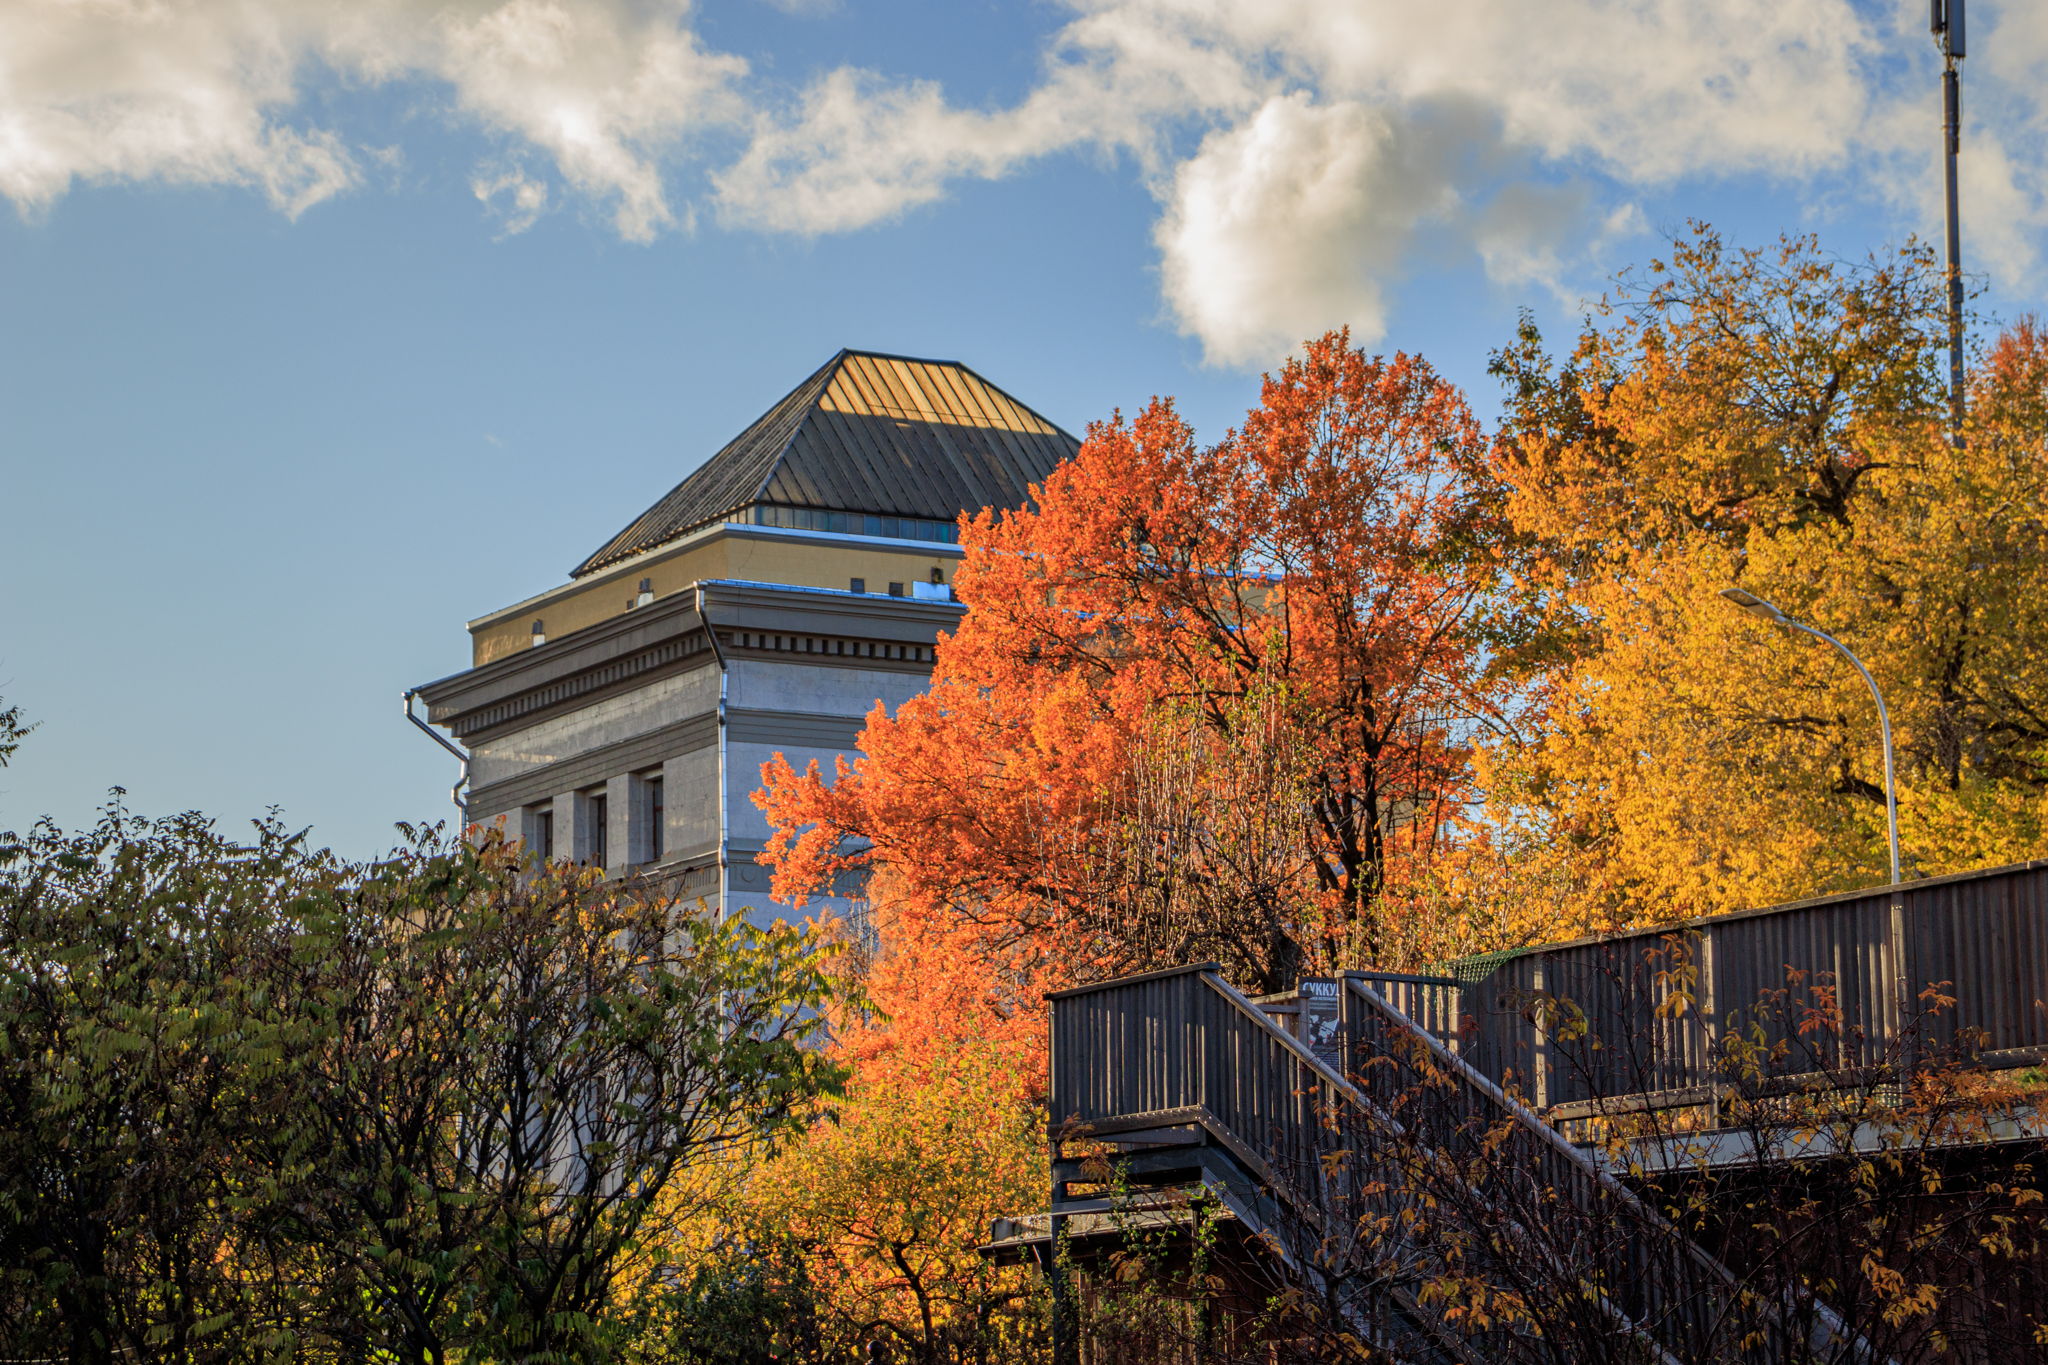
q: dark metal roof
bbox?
[574,348,1081,577]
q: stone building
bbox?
[409,349,1078,922]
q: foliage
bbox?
[0,811,848,1364]
[1066,1170,1234,1365]
[0,694,31,770]
[626,1228,828,1365]
[759,331,1512,996]
[1484,227,2048,927]
[288,833,847,1364]
[720,906,1050,1365]
[0,803,340,1363]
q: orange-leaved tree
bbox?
[742,912,1051,1364]
[758,330,1513,992]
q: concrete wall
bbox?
[728,658,929,719]
[663,746,718,861]
[468,667,718,789]
[726,740,851,847]
[462,578,941,941]
[473,663,904,895]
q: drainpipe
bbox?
[696,584,730,919]
[403,688,469,822]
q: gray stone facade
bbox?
[412,348,1080,929]
[415,574,959,926]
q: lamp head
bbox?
[1719,587,1788,623]
[1931,0,1964,58]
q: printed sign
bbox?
[1299,977,1342,1061]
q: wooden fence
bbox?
[1374,859,2048,1119]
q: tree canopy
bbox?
[1484,229,2048,926]
[0,809,846,1364]
[759,332,1509,994]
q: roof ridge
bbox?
[833,345,967,368]
[568,352,844,578]
[947,358,1077,449]
[735,350,846,508]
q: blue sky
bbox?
[3,0,2044,858]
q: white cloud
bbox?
[5,0,2047,364]
[473,165,551,235]
[711,9,1266,233]
[1155,94,1478,367]
[0,0,745,240]
[713,71,1010,234]
[713,0,2048,363]
[0,1,357,216]
[429,0,745,242]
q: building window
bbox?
[887,582,905,597]
[930,567,944,584]
[526,804,555,861]
[582,790,608,868]
[745,504,960,545]
[642,773,664,863]
[850,577,866,594]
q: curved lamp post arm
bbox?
[1779,620,1901,887]
[1720,589,1902,887]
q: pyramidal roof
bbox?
[574,349,1081,577]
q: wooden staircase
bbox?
[1031,964,1881,1364]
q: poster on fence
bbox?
[1299,977,1341,1065]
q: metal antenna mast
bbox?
[1932,0,1966,445]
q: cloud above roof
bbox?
[0,0,743,240]
[5,0,2042,366]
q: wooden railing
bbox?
[1047,965,1858,1360]
[1045,862,2048,1356]
[1438,860,2048,1118]
[1048,962,1347,1193]
[1341,977,1858,1362]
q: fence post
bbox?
[1045,998,1074,1365]
[1047,1190,1073,1365]
[1890,886,1915,1080]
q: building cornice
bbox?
[417,579,964,743]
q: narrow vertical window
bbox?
[534,807,554,861]
[588,792,608,868]
[647,776,664,861]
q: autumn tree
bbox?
[625,885,1050,1365]
[740,337,1514,1362]
[759,331,1510,993]
[744,1019,1048,1363]
[1483,227,2048,927]
[274,835,847,1365]
[0,809,848,1364]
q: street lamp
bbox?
[1720,588,1903,886]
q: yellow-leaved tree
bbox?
[1483,226,2048,929]
[737,904,1051,1365]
